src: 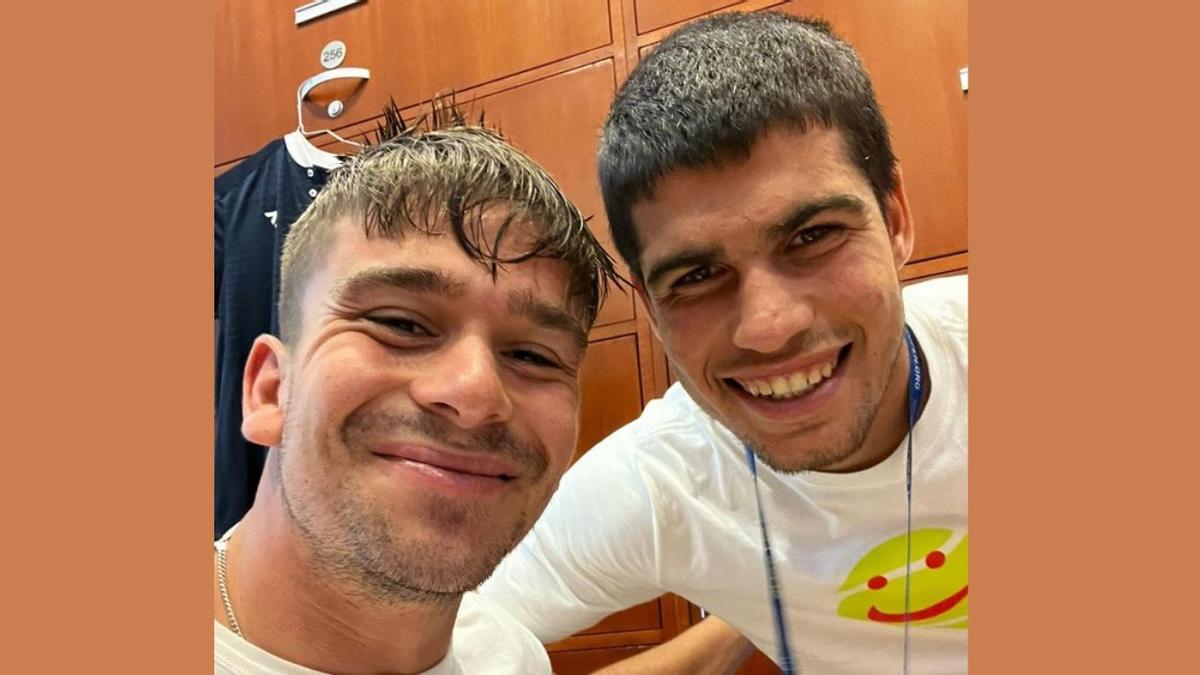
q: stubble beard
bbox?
[745,390,881,473]
[748,327,906,474]
[678,317,906,474]
[276,402,547,606]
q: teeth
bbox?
[737,354,839,400]
[770,376,789,397]
[788,371,810,393]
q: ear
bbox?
[633,279,661,340]
[241,335,288,448]
[883,166,916,271]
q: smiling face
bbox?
[837,529,968,628]
[633,125,915,472]
[250,212,586,602]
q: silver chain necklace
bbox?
[215,530,244,637]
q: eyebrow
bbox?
[762,194,870,244]
[644,244,724,291]
[508,290,589,352]
[329,266,468,304]
[642,195,871,291]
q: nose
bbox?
[730,265,815,354]
[409,335,514,429]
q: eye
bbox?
[867,575,888,590]
[925,550,946,569]
[507,348,561,370]
[790,224,841,247]
[672,265,720,288]
[369,316,433,337]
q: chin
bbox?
[372,534,509,597]
[743,426,862,473]
[753,447,848,474]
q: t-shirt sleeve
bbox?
[452,593,553,673]
[480,427,667,643]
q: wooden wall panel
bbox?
[902,252,968,282]
[578,599,661,634]
[464,60,636,326]
[778,0,968,263]
[215,0,614,165]
[575,334,643,463]
[632,0,785,46]
[635,0,742,33]
[549,645,653,673]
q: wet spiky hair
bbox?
[279,94,621,343]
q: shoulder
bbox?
[903,274,967,313]
[566,383,742,496]
[589,383,734,461]
[904,274,967,341]
[452,593,551,673]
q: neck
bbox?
[214,473,461,674]
[818,326,930,473]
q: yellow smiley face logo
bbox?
[836,528,967,628]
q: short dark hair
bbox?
[280,110,620,344]
[598,11,897,281]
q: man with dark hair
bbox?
[213,117,620,673]
[481,11,967,673]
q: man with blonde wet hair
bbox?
[214,108,619,674]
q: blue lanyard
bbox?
[745,325,922,675]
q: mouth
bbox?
[867,585,968,623]
[723,344,851,405]
[371,443,519,496]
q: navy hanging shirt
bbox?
[214,134,340,539]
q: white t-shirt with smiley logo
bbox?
[481,275,968,675]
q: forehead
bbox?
[632,125,875,258]
[312,214,575,307]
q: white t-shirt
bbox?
[214,591,551,674]
[480,276,968,675]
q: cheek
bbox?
[855,281,895,326]
[293,344,393,425]
[522,388,580,469]
[825,254,900,319]
[657,310,723,372]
